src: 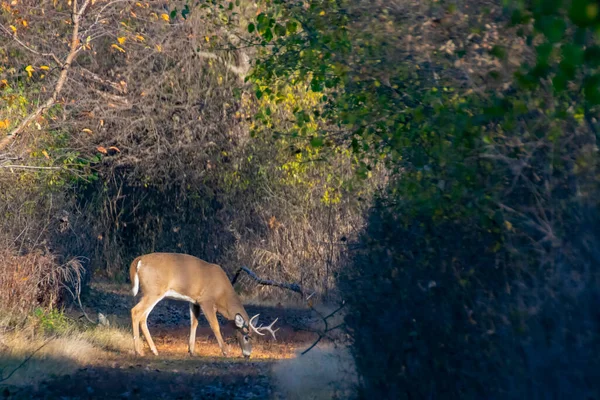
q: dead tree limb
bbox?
[231,266,305,295]
[301,302,346,355]
[0,338,54,384]
[0,0,91,152]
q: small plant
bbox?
[31,307,72,336]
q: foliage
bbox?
[243,0,600,397]
[31,307,72,336]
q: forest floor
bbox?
[1,281,332,399]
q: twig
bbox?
[0,338,54,384]
[60,284,96,325]
[0,0,91,152]
[0,165,61,170]
[196,51,249,78]
[0,23,63,66]
[301,301,346,355]
[231,266,304,295]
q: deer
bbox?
[129,252,278,358]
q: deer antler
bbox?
[248,314,279,340]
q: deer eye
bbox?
[244,335,250,342]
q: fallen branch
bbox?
[0,0,91,152]
[231,266,304,295]
[0,165,61,170]
[197,51,249,79]
[301,301,346,355]
[0,337,54,384]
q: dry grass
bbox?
[0,324,132,387]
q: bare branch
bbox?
[301,301,346,355]
[0,23,63,66]
[197,51,249,79]
[0,338,54,383]
[0,0,91,152]
[231,266,304,295]
[79,68,126,93]
[0,165,62,170]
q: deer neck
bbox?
[217,291,249,322]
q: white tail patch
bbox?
[131,260,142,296]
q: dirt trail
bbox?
[3,282,320,399]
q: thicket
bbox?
[247,0,600,398]
[3,0,600,398]
[0,0,373,315]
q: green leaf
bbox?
[169,8,177,20]
[584,46,600,67]
[535,16,566,43]
[584,74,600,105]
[569,0,597,27]
[310,137,324,147]
[286,21,298,34]
[489,45,506,59]
[275,23,286,37]
[263,27,273,42]
[181,5,190,19]
[248,23,255,33]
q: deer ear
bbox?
[234,313,245,328]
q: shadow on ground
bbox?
[5,357,275,399]
[2,282,323,399]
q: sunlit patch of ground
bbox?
[142,325,317,360]
[1,281,332,398]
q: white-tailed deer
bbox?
[129,252,278,358]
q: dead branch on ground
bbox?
[231,266,305,295]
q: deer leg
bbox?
[200,302,228,356]
[188,303,200,356]
[137,295,163,356]
[131,302,144,356]
[132,295,160,356]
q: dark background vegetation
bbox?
[2,0,600,398]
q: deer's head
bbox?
[234,313,278,358]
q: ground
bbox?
[1,282,327,399]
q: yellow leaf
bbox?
[319,10,325,15]
[155,44,162,52]
[96,146,108,154]
[0,79,8,89]
[135,35,145,41]
[42,150,50,159]
[9,25,17,34]
[0,119,9,129]
[82,128,93,134]
[111,44,125,53]
[161,13,170,22]
[205,36,210,42]
[25,65,35,77]
[117,36,126,45]
[21,20,28,27]
[108,146,121,153]
[39,65,50,71]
